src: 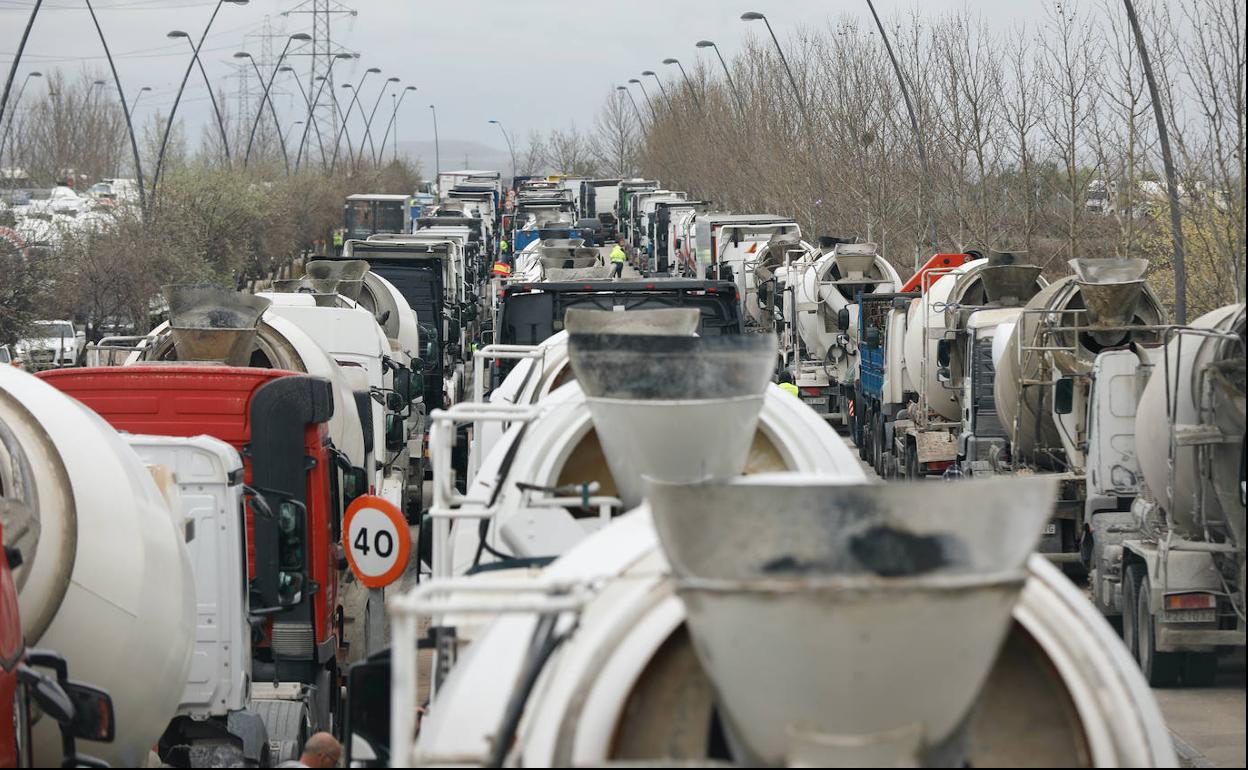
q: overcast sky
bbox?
[3,0,1045,160]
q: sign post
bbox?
[343,495,411,654]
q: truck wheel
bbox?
[1137,578,1182,687]
[1181,652,1218,687]
[1122,563,1143,659]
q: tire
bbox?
[1181,652,1218,687]
[1122,563,1143,660]
[1137,577,1182,687]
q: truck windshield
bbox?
[345,200,406,239]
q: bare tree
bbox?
[591,89,639,176]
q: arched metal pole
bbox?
[329,85,360,171]
[429,104,440,178]
[1122,0,1186,323]
[616,85,645,126]
[243,35,306,169]
[238,55,290,174]
[0,72,40,171]
[363,77,399,166]
[85,0,147,215]
[642,71,670,109]
[697,40,746,116]
[153,0,241,196]
[865,0,935,249]
[283,67,326,171]
[664,58,701,109]
[186,39,232,165]
[295,53,352,172]
[629,79,656,120]
[330,68,378,172]
[0,0,43,134]
[379,86,416,167]
[489,119,516,181]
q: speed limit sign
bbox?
[343,495,411,588]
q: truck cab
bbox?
[338,194,410,254]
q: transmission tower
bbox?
[283,0,356,166]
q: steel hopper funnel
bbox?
[979,252,1043,307]
[564,308,701,337]
[306,259,369,301]
[567,333,777,509]
[646,474,1057,767]
[1069,258,1149,329]
[832,243,878,278]
[271,276,342,307]
[164,284,270,366]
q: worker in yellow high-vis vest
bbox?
[778,370,799,396]
[609,241,627,279]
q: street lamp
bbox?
[428,103,440,178]
[378,85,416,166]
[615,84,644,126]
[295,52,355,171]
[127,86,151,118]
[628,78,655,120]
[0,71,41,166]
[240,32,310,170]
[488,119,515,181]
[696,40,745,115]
[279,65,326,166]
[740,11,804,113]
[641,70,669,107]
[363,76,400,165]
[169,29,231,165]
[153,0,248,191]
[661,58,701,109]
[330,66,380,171]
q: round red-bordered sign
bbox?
[343,495,411,589]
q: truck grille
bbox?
[270,622,314,658]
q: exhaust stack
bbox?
[646,475,1057,767]
[832,243,878,279]
[979,251,1043,307]
[565,308,701,337]
[306,259,369,301]
[164,284,270,366]
[566,333,776,509]
[1070,258,1149,329]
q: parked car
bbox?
[14,320,85,369]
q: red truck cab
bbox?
[41,366,353,725]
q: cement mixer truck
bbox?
[1085,303,1245,686]
[348,329,1174,767]
[992,258,1168,562]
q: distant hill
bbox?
[394,139,512,178]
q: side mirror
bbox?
[63,682,115,742]
[345,650,392,768]
[936,339,952,368]
[1054,376,1076,415]
[837,308,851,332]
[937,365,951,383]
[385,413,405,450]
[343,465,368,503]
[17,664,75,725]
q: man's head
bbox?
[300,732,341,768]
[778,370,795,385]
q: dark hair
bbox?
[778,370,795,384]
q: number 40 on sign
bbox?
[343,495,411,588]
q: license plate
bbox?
[1161,609,1216,623]
[1042,523,1056,536]
[801,397,828,411]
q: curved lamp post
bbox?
[741,11,804,113]
[127,86,152,118]
[363,76,400,165]
[0,0,44,139]
[0,71,41,168]
[330,66,380,172]
[279,65,326,167]
[428,104,440,178]
[83,0,147,214]
[616,84,644,126]
[153,0,248,192]
[295,52,355,171]
[641,70,669,108]
[696,40,745,115]
[168,30,233,166]
[628,78,656,120]
[488,119,515,181]
[661,57,701,109]
[379,85,416,166]
[240,33,310,170]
